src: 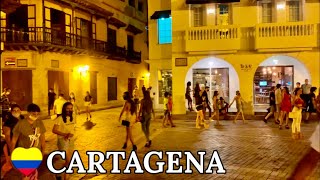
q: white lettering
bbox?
[105,152,125,173]
[205,150,226,174]
[66,151,86,174]
[185,151,206,174]
[123,151,144,174]
[166,152,183,173]
[86,151,106,173]
[47,151,66,174]
[143,151,165,174]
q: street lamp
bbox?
[78,65,89,78]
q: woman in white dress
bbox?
[84,91,93,121]
[119,91,138,151]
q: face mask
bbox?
[12,113,20,118]
[29,115,38,121]
[70,95,74,98]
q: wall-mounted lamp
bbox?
[78,65,89,77]
[207,8,215,14]
[277,3,285,10]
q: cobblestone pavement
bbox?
[3,108,320,180]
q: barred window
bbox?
[287,0,300,22]
[261,2,272,23]
[193,6,204,27]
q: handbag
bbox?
[289,111,297,118]
[121,120,130,127]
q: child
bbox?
[229,91,246,124]
[166,94,175,127]
[162,92,175,127]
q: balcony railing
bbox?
[255,22,317,50]
[1,27,141,62]
[185,25,241,52]
[127,50,142,64]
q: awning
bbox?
[186,0,240,4]
[150,10,171,19]
[108,17,127,28]
[125,24,143,35]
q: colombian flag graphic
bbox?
[11,147,43,176]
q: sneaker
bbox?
[285,125,290,129]
[263,119,267,123]
[122,143,127,149]
[133,145,137,151]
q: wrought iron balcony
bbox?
[126,50,141,64]
[0,27,129,59]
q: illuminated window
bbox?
[287,0,300,22]
[158,17,172,44]
[193,6,204,27]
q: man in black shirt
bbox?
[202,86,212,120]
[48,88,56,116]
[264,86,276,123]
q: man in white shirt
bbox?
[274,84,282,123]
[53,94,66,116]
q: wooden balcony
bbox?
[0,27,131,60]
[185,25,241,53]
[255,22,318,52]
[126,50,142,64]
[0,0,21,14]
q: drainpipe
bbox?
[42,0,45,44]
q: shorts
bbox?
[134,98,139,104]
[57,137,75,151]
[196,105,203,111]
[276,104,281,112]
[84,102,91,107]
[164,110,171,117]
[269,105,275,113]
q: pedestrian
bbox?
[52,102,76,180]
[291,88,304,140]
[53,93,66,117]
[211,91,220,125]
[317,90,320,118]
[48,88,56,116]
[301,79,312,112]
[195,92,204,129]
[288,123,319,179]
[194,83,201,106]
[133,85,140,113]
[219,97,229,118]
[229,91,246,124]
[167,93,175,127]
[185,81,193,111]
[305,87,317,122]
[84,91,93,121]
[142,85,146,95]
[1,104,24,179]
[138,91,155,147]
[275,84,282,124]
[119,91,138,151]
[1,88,11,122]
[279,87,291,129]
[10,103,46,180]
[162,92,170,128]
[264,86,276,123]
[202,86,211,120]
[69,92,75,101]
[70,97,80,128]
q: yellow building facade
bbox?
[148,0,320,114]
[1,0,149,111]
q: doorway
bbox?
[48,71,69,98]
[108,77,117,101]
[90,72,98,104]
[128,78,136,96]
[2,70,32,110]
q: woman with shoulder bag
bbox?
[138,91,155,147]
[291,88,304,140]
[119,92,138,151]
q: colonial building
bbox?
[1,0,149,111]
[148,0,320,114]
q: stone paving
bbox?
[2,107,320,180]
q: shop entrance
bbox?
[158,70,172,104]
[254,66,293,104]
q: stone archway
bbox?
[184,57,240,110]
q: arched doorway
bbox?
[253,55,311,106]
[185,57,240,109]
